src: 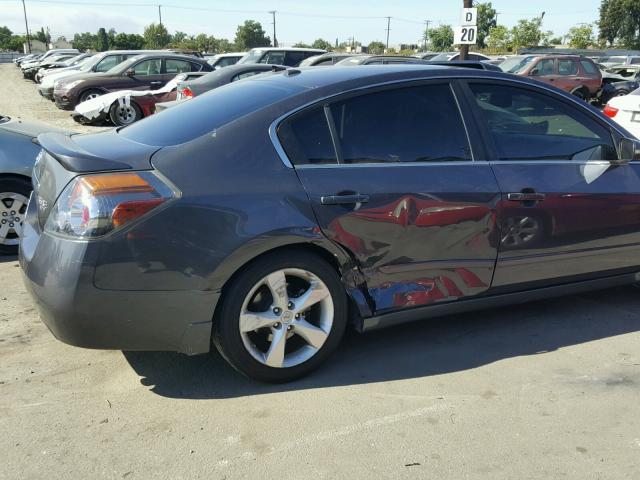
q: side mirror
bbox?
[125,68,135,77]
[617,138,640,163]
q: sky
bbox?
[0,0,602,47]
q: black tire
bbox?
[78,89,104,104]
[0,177,32,256]
[571,88,589,101]
[108,100,143,126]
[212,250,347,383]
[616,89,630,97]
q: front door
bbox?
[464,80,640,290]
[277,81,502,313]
[118,58,165,92]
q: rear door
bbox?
[463,80,640,290]
[277,81,501,313]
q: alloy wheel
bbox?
[239,268,334,369]
[114,104,137,125]
[0,192,28,246]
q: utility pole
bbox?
[385,16,391,50]
[22,0,31,53]
[495,12,500,25]
[158,5,162,26]
[423,20,431,50]
[459,0,472,60]
[269,11,278,47]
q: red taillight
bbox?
[604,104,619,118]
[180,87,194,99]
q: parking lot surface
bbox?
[2,63,640,479]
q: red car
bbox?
[512,55,602,101]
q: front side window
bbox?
[133,59,162,75]
[631,58,640,65]
[262,51,285,64]
[216,57,238,68]
[530,59,554,76]
[95,55,120,72]
[231,71,263,82]
[284,51,307,67]
[469,83,617,161]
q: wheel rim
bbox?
[114,104,138,125]
[83,92,101,101]
[0,192,28,246]
[239,268,334,369]
[501,216,540,247]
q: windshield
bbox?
[237,49,265,64]
[501,56,536,73]
[119,76,303,146]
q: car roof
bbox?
[247,47,326,52]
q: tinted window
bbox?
[329,84,471,164]
[165,59,193,74]
[120,79,304,146]
[284,51,308,67]
[468,54,486,61]
[133,59,162,75]
[531,59,554,76]
[262,51,285,64]
[95,55,120,72]
[216,57,239,68]
[580,60,598,74]
[631,58,640,65]
[232,71,263,81]
[469,84,616,161]
[316,58,334,66]
[278,107,336,165]
[558,59,578,75]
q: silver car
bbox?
[0,115,64,254]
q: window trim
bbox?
[459,79,621,162]
[271,78,477,169]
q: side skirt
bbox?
[360,272,640,332]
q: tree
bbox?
[234,20,270,50]
[476,2,497,48]
[0,26,12,49]
[95,27,109,52]
[598,0,640,49]
[293,42,311,48]
[72,32,97,51]
[143,22,171,49]
[311,38,332,51]
[112,32,145,50]
[510,17,544,49]
[486,25,511,51]
[367,41,386,54]
[427,25,454,51]
[550,36,563,45]
[567,24,594,49]
[35,27,47,44]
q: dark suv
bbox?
[53,53,212,110]
[237,47,326,67]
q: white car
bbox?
[604,88,640,139]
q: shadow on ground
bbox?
[0,254,18,264]
[124,285,640,399]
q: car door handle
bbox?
[507,192,546,202]
[150,81,162,86]
[320,194,370,205]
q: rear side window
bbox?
[165,59,194,74]
[558,59,578,75]
[278,107,336,165]
[133,59,161,75]
[580,60,598,74]
[95,55,120,72]
[262,51,285,64]
[469,83,617,161]
[631,58,640,65]
[279,83,471,165]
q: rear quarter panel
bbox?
[0,130,40,179]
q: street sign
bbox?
[461,7,478,26]
[454,25,477,45]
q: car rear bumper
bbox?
[19,196,219,355]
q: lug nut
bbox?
[1,212,6,216]
[288,302,295,309]
[273,322,281,329]
[10,211,15,215]
[273,307,282,315]
[287,326,292,331]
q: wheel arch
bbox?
[211,239,371,331]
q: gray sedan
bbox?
[0,116,64,254]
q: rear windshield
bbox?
[119,78,303,146]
